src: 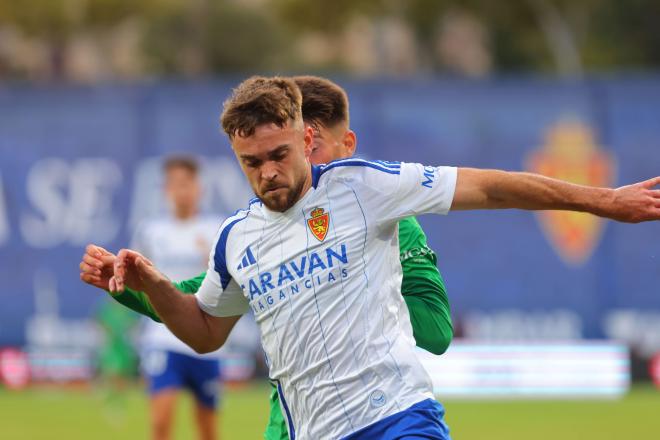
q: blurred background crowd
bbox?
[1,0,659,81]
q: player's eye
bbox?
[271,151,287,162]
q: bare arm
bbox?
[451,168,660,223]
[109,249,240,353]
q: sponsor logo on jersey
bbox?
[241,243,349,314]
[307,207,330,242]
[526,119,616,266]
[421,166,436,188]
[236,246,257,271]
[400,245,434,262]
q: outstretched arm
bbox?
[109,249,239,353]
[452,168,660,222]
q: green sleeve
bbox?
[109,272,207,323]
[264,384,289,440]
[398,217,453,355]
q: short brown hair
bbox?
[293,75,349,128]
[221,76,302,139]
[163,155,199,175]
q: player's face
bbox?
[233,120,314,212]
[165,167,201,217]
[309,123,357,165]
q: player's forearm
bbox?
[108,274,204,323]
[109,288,162,322]
[142,280,227,353]
[402,262,453,356]
[405,295,452,355]
[452,168,614,215]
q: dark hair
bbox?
[293,75,349,128]
[163,155,199,175]
[221,76,302,139]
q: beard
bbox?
[259,175,306,212]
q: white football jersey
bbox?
[196,160,457,439]
[132,215,220,358]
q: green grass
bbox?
[1,382,658,439]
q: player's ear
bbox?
[343,130,357,156]
[303,125,315,159]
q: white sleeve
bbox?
[195,217,249,317]
[387,162,457,218]
[327,160,457,222]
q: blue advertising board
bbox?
[0,78,658,351]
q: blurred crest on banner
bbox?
[527,118,616,266]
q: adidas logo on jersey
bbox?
[236,246,257,271]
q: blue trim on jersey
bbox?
[275,379,296,440]
[342,399,450,440]
[318,158,401,178]
[325,158,401,170]
[372,159,402,168]
[213,210,250,289]
[311,164,322,188]
[328,158,401,169]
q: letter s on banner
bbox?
[20,158,122,248]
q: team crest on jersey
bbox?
[526,118,616,266]
[307,207,330,242]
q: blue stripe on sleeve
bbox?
[213,210,250,289]
[318,158,401,178]
[326,158,401,169]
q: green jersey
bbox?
[111,216,452,439]
[96,299,139,378]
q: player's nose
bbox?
[260,162,278,181]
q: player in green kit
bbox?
[79,76,453,440]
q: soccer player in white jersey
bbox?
[104,76,660,439]
[133,156,222,440]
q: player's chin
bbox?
[261,189,291,212]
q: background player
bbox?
[95,298,139,423]
[133,156,222,440]
[80,76,452,440]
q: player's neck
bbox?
[290,168,314,209]
[173,207,197,221]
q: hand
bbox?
[109,248,169,294]
[79,244,116,291]
[609,176,660,223]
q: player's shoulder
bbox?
[214,198,261,242]
[210,199,260,276]
[313,158,402,186]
